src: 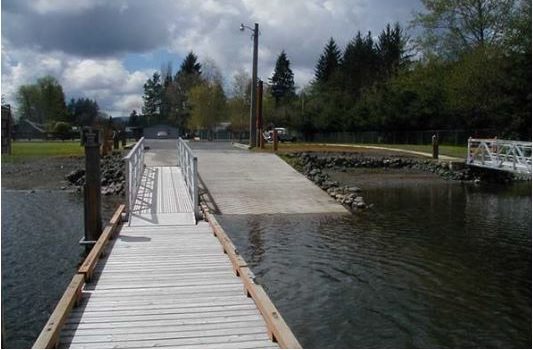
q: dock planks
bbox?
[40,141,299,349]
[59,222,279,348]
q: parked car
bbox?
[263,128,296,143]
[157,130,168,138]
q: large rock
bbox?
[65,169,85,183]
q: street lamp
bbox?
[240,22,259,147]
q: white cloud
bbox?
[1,46,150,116]
[167,0,420,89]
[2,0,423,115]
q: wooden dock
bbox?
[33,139,300,349]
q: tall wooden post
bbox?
[256,80,264,149]
[249,23,259,148]
[113,130,119,150]
[83,129,102,250]
[1,105,12,155]
[432,134,439,159]
[273,128,278,152]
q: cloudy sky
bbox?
[1,0,424,117]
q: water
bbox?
[2,171,530,348]
[216,178,532,348]
[1,190,121,348]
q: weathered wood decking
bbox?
[35,140,300,349]
[60,222,280,348]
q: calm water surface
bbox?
[1,190,120,348]
[217,179,532,348]
[2,176,531,348]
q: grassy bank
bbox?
[362,143,467,158]
[255,142,467,159]
[2,141,84,162]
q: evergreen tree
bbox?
[376,23,409,80]
[67,97,99,126]
[178,51,202,76]
[269,50,296,103]
[314,38,342,84]
[342,31,378,98]
[174,51,203,131]
[142,72,162,121]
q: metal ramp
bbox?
[123,138,199,226]
[129,166,196,226]
[467,138,532,177]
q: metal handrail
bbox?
[123,137,145,218]
[467,138,532,175]
[177,138,199,219]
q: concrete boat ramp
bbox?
[34,140,346,349]
[190,142,347,215]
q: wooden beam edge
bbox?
[32,274,84,349]
[200,204,302,349]
[78,204,125,280]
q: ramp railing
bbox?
[123,137,145,218]
[467,138,532,176]
[177,138,199,219]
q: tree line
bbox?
[15,75,105,138]
[139,0,530,141]
[294,0,530,140]
[13,0,531,142]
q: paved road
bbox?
[189,142,347,215]
[143,139,179,166]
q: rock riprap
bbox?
[65,151,126,196]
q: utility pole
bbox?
[240,22,260,148]
[250,23,259,148]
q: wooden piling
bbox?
[83,129,102,246]
[273,128,278,152]
[432,134,439,159]
[257,80,264,149]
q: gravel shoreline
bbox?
[2,156,83,191]
[2,152,126,197]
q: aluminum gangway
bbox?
[467,138,532,177]
[33,138,300,349]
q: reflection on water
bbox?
[1,190,121,348]
[216,181,532,348]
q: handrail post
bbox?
[123,137,145,222]
[467,138,472,164]
[177,137,200,222]
[193,156,199,219]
